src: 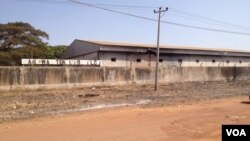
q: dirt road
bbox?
[0,96,249,141]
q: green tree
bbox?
[0,22,49,65]
[0,51,11,65]
[0,22,49,51]
[46,45,67,59]
[12,46,48,65]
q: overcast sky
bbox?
[1,0,250,51]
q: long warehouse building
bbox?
[61,39,250,67]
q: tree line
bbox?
[0,22,66,65]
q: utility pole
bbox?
[154,7,168,92]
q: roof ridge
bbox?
[76,39,250,53]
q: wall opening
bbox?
[159,59,163,62]
[178,59,183,63]
[196,59,200,63]
[111,58,116,62]
[212,60,216,63]
[136,59,141,63]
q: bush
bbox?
[0,51,12,65]
[0,46,47,66]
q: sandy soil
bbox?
[0,96,249,141]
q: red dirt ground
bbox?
[0,96,249,141]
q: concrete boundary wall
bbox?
[0,66,250,90]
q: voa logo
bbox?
[226,129,246,136]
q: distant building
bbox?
[61,39,250,67]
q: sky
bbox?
[1,0,250,51]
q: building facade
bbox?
[61,40,250,67]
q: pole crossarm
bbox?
[154,7,168,14]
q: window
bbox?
[239,61,242,64]
[196,60,200,63]
[212,60,216,63]
[178,59,182,63]
[111,58,116,62]
[226,60,230,64]
[159,59,163,62]
[136,59,141,63]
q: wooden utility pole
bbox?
[154,7,168,92]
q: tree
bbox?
[0,22,49,65]
[12,46,48,65]
[0,51,11,65]
[46,45,67,59]
[0,22,49,51]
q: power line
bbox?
[11,0,71,4]
[169,8,250,31]
[7,0,250,35]
[10,0,250,30]
[67,1,158,21]
[9,0,157,9]
[76,2,157,9]
[162,20,250,35]
[68,0,250,36]
[8,0,76,6]
[167,12,250,31]
[28,0,250,31]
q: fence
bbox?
[0,66,250,90]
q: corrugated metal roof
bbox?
[78,39,250,54]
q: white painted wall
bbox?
[73,52,250,68]
[189,56,206,67]
[99,52,127,67]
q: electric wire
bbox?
[169,8,250,31]
[68,0,250,36]
[16,0,250,31]
[6,0,250,35]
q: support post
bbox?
[154,7,168,92]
